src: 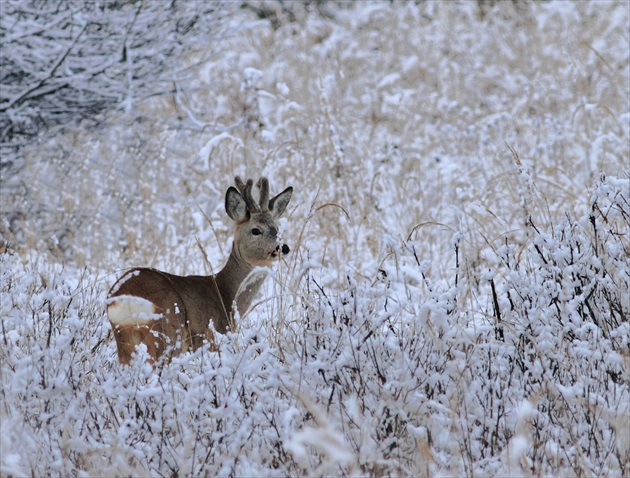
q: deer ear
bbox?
[269,186,293,218]
[225,187,249,222]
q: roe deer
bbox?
[106,176,293,364]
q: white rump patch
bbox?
[106,295,162,325]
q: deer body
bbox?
[107,177,292,364]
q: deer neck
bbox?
[214,246,267,329]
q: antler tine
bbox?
[234,176,246,193]
[234,176,259,212]
[257,178,270,211]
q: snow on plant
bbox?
[0,0,235,156]
[1,1,629,477]
[2,174,627,476]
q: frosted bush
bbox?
[1,1,628,476]
[2,175,627,476]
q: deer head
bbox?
[226,176,293,266]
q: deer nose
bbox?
[281,244,290,255]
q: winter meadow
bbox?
[1,1,629,476]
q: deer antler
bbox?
[234,176,260,213]
[257,177,270,212]
[235,176,272,213]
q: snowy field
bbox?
[1,1,629,476]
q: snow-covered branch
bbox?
[0,0,233,154]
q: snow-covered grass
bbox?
[1,1,629,476]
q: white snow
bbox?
[1,1,628,477]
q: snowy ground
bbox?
[1,1,629,476]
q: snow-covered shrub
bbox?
[0,0,234,158]
[1,1,628,476]
[2,175,627,476]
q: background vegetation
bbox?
[1,1,628,476]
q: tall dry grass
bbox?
[1,1,628,476]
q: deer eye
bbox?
[251,228,262,236]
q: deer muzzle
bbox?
[271,243,290,258]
